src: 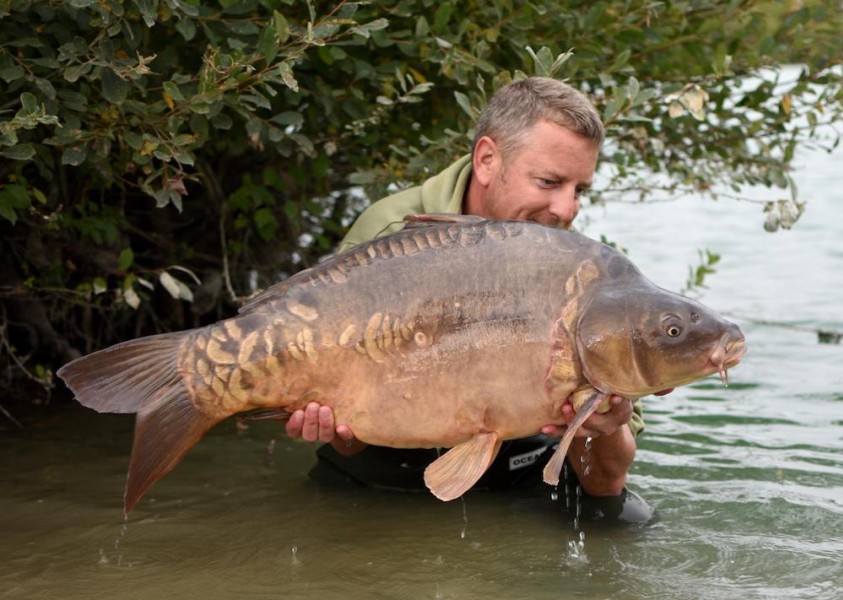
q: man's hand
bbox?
[540,394,632,439]
[540,388,672,440]
[285,401,366,456]
[539,389,672,496]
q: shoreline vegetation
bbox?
[2,1,842,413]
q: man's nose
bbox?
[548,189,580,228]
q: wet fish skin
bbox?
[58,218,745,513]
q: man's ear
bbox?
[471,136,500,186]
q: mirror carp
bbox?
[59,216,745,514]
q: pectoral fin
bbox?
[424,432,502,501]
[542,390,608,486]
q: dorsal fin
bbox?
[238,265,320,314]
[402,213,486,228]
[240,216,487,315]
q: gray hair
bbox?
[473,77,604,159]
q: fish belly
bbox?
[296,340,570,449]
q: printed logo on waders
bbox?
[508,446,549,471]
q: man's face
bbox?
[472,120,600,229]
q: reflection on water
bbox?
[2,148,842,600]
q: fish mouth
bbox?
[707,332,746,386]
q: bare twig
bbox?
[0,304,55,391]
[0,404,23,430]
[196,159,243,305]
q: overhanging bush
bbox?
[1,0,840,404]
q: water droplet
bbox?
[574,485,583,524]
[565,529,589,566]
[563,463,571,509]
[579,438,593,482]
[460,496,469,538]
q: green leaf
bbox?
[415,16,430,37]
[258,23,279,64]
[93,277,108,295]
[63,64,90,83]
[34,77,57,99]
[136,0,157,27]
[211,113,234,130]
[626,76,640,102]
[0,61,24,83]
[631,87,659,107]
[163,81,185,101]
[0,203,17,224]
[254,207,278,241]
[61,146,87,166]
[432,4,453,33]
[526,46,555,77]
[0,184,31,225]
[454,91,473,119]
[240,93,271,110]
[611,49,631,72]
[175,18,197,41]
[271,111,303,127]
[351,18,389,38]
[101,68,130,104]
[603,96,623,122]
[124,131,143,150]
[274,10,290,44]
[20,92,38,113]
[277,62,298,92]
[118,247,134,270]
[172,0,198,17]
[0,144,36,160]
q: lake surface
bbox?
[2,145,841,600]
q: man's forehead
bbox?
[523,152,596,181]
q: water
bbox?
[2,146,842,599]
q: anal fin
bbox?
[424,432,502,501]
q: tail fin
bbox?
[58,332,221,515]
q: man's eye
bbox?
[537,178,557,187]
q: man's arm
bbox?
[541,395,635,496]
[567,424,636,496]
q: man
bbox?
[286,77,657,520]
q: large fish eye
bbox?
[666,324,682,337]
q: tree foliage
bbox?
[1,0,841,404]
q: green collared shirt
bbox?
[338,155,472,252]
[337,154,645,437]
